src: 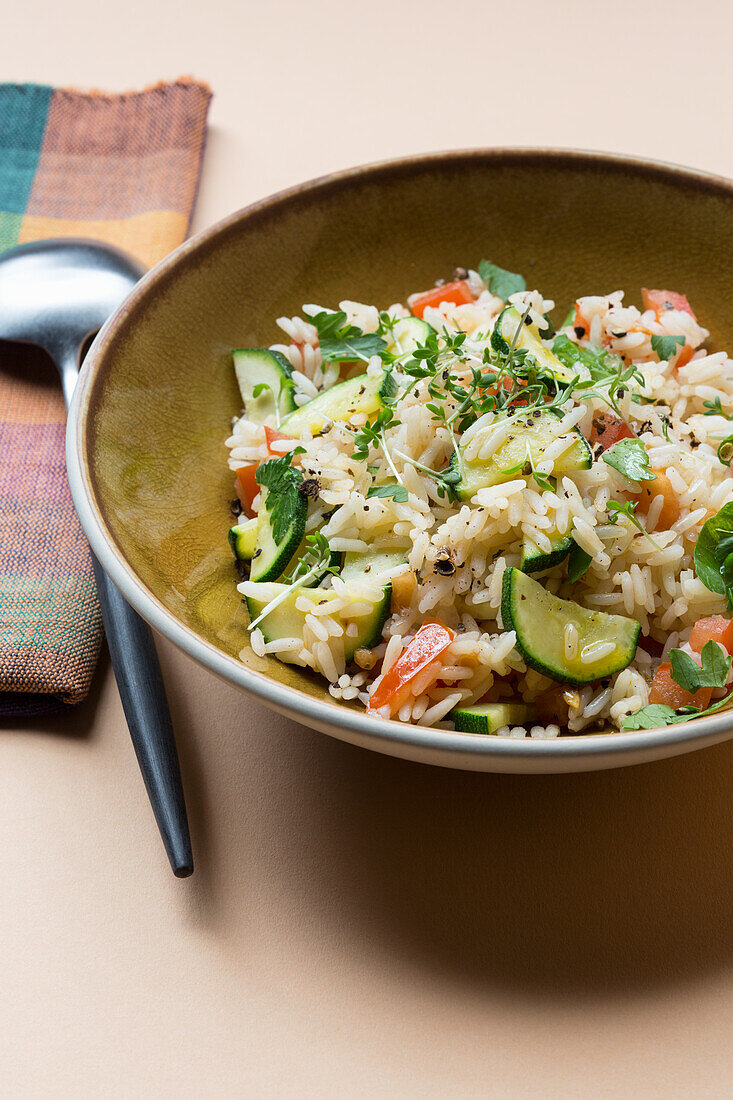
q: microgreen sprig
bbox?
[606,498,661,550]
[248,533,340,632]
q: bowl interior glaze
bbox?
[71,150,733,772]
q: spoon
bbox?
[0,238,193,877]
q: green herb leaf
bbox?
[651,334,685,362]
[379,367,399,405]
[621,680,733,730]
[552,335,623,381]
[602,438,656,482]
[255,454,304,543]
[249,533,340,630]
[310,310,387,363]
[606,498,661,549]
[703,396,733,419]
[252,383,272,398]
[567,541,592,582]
[694,503,733,610]
[607,499,639,525]
[670,639,732,693]
[621,704,681,730]
[478,260,526,300]
[392,448,461,500]
[367,484,409,503]
[352,405,401,464]
[282,532,339,584]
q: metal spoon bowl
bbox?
[0,238,193,876]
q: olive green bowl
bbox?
[67,148,733,774]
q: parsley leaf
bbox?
[367,484,409,503]
[669,639,731,693]
[621,682,733,731]
[651,333,685,362]
[602,438,656,482]
[310,310,387,363]
[552,335,622,381]
[255,454,304,543]
[694,503,733,610]
[567,540,592,582]
[621,704,680,730]
[478,259,526,300]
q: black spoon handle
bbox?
[91,555,193,877]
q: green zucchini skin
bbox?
[451,702,537,734]
[233,348,296,424]
[228,518,258,561]
[387,316,434,356]
[245,580,390,660]
[520,532,574,574]
[249,489,307,583]
[501,567,640,685]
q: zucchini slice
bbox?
[520,530,574,574]
[501,567,640,685]
[491,306,576,384]
[341,549,405,581]
[455,409,591,500]
[233,348,296,424]
[245,579,390,660]
[281,371,394,437]
[386,317,434,356]
[250,488,307,582]
[228,517,258,561]
[451,701,538,734]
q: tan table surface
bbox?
[4,1,733,1095]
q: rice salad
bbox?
[225,262,733,737]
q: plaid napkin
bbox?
[0,79,211,717]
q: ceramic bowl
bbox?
[67,148,733,773]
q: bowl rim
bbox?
[66,145,733,767]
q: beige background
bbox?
[4,0,733,1095]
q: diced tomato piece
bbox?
[649,662,712,711]
[633,470,680,528]
[410,280,473,319]
[500,374,529,407]
[641,288,697,322]
[689,616,733,654]
[589,412,636,451]
[572,305,591,337]
[264,425,296,454]
[235,464,260,517]
[675,343,694,368]
[367,621,455,717]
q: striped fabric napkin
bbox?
[0,79,211,717]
